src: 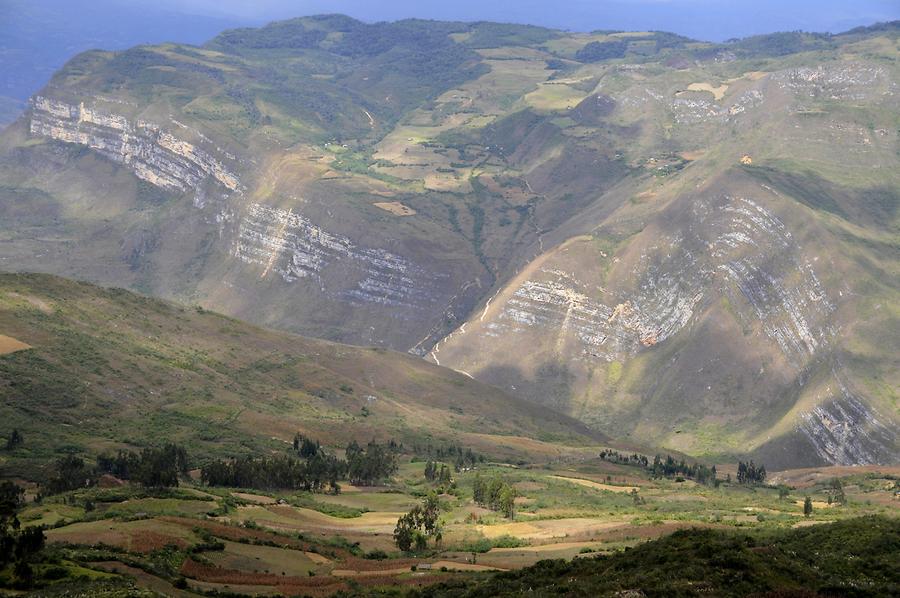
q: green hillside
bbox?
[0,272,598,481]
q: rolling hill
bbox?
[0,272,599,480]
[0,16,897,468]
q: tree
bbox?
[47,456,96,494]
[486,477,504,510]
[347,440,398,486]
[5,429,22,451]
[393,512,415,551]
[472,473,485,505]
[299,437,320,459]
[0,481,24,528]
[393,493,442,552]
[736,460,766,485]
[134,444,188,488]
[0,482,46,585]
[803,496,813,517]
[829,479,846,506]
[498,485,517,519]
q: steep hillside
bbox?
[0,17,897,467]
[0,272,599,479]
[431,26,900,468]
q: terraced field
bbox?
[14,459,898,596]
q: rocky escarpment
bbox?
[29,96,241,199]
[433,185,898,466]
[232,202,443,310]
[444,193,833,367]
[24,95,472,349]
[797,370,897,465]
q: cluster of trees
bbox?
[202,438,398,491]
[599,450,650,468]
[393,493,442,552]
[0,480,45,586]
[44,445,191,495]
[202,453,345,492]
[424,461,452,485]
[46,456,98,495]
[346,440,398,487]
[736,461,767,485]
[598,450,721,486]
[472,474,518,519]
[575,40,629,62]
[728,31,834,59]
[293,434,320,458]
[411,442,484,472]
[651,455,718,486]
[97,444,189,488]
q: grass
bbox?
[8,456,895,595]
[0,272,596,476]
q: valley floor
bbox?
[6,460,898,596]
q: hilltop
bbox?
[0,17,897,467]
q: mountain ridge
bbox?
[0,15,897,468]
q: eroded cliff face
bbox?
[24,96,473,348]
[797,372,896,465]
[438,193,833,367]
[233,202,443,309]
[432,183,898,466]
[29,96,241,197]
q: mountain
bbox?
[0,16,897,468]
[0,272,598,479]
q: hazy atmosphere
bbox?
[162,0,900,40]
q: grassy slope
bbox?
[0,272,600,481]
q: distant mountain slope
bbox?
[0,16,897,467]
[0,272,599,479]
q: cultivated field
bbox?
[20,456,899,596]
